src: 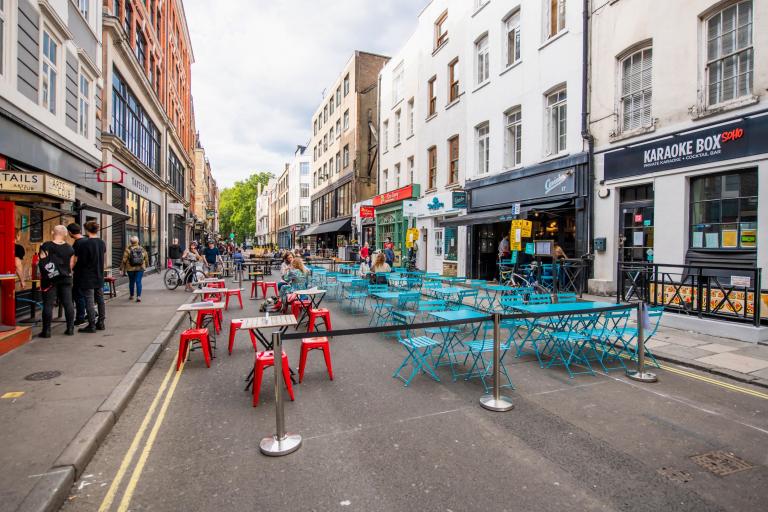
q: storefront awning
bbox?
[75,188,130,220]
[312,218,352,235]
[439,200,573,227]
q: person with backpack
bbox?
[120,236,148,302]
[38,225,76,337]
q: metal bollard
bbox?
[480,313,514,411]
[626,302,658,383]
[260,331,302,456]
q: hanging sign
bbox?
[511,219,533,237]
[359,206,375,218]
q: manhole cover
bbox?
[691,451,753,476]
[657,467,692,483]
[24,371,62,381]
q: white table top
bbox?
[292,288,326,295]
[192,287,243,294]
[199,278,225,284]
[241,315,297,329]
[177,302,226,312]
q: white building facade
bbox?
[588,0,767,327]
[287,145,311,250]
[255,179,272,247]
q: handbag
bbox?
[38,244,69,288]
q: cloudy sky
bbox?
[184,0,427,189]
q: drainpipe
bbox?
[581,0,595,262]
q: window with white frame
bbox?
[329,126,334,141]
[343,109,349,130]
[343,144,350,167]
[335,87,341,106]
[335,119,341,137]
[395,110,401,144]
[407,98,414,136]
[323,105,328,122]
[0,0,5,76]
[382,120,389,152]
[407,156,414,184]
[476,122,490,175]
[394,163,401,188]
[329,98,334,115]
[475,35,490,85]
[545,87,567,155]
[41,31,58,114]
[343,74,350,96]
[504,10,521,67]
[301,206,309,223]
[78,0,89,19]
[382,168,388,192]
[335,152,340,174]
[392,62,404,104]
[504,107,522,168]
[544,0,566,40]
[434,229,444,257]
[301,183,309,197]
[620,47,652,131]
[79,74,90,137]
[705,0,753,106]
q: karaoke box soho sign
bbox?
[603,115,768,180]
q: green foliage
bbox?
[218,172,272,243]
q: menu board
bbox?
[29,209,43,242]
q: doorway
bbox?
[619,184,654,263]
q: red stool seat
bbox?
[250,280,264,299]
[177,328,211,370]
[298,337,333,383]
[262,282,279,297]
[195,308,222,334]
[253,350,295,407]
[224,289,243,310]
[308,309,332,332]
[291,299,312,320]
[208,281,225,289]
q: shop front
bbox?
[167,201,187,249]
[353,200,376,251]
[410,190,467,275]
[372,185,420,268]
[462,154,590,280]
[592,113,768,325]
[300,217,352,257]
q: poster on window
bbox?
[721,229,738,248]
[632,231,644,246]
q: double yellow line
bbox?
[99,355,186,512]
[659,363,768,400]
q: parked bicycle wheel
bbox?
[191,269,206,286]
[164,268,182,290]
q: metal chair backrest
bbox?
[499,295,525,311]
[368,284,388,294]
[392,311,413,341]
[527,293,552,305]
[456,289,479,303]
[418,300,447,311]
[556,292,578,303]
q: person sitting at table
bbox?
[369,252,391,285]
[279,258,309,312]
[280,252,294,276]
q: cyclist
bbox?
[182,241,202,291]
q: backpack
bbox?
[129,246,144,266]
[38,243,70,288]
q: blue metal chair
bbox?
[368,284,391,326]
[556,292,578,303]
[527,293,552,305]
[392,311,441,387]
[344,278,370,314]
[616,305,663,367]
[462,334,514,393]
[451,289,479,310]
[545,313,598,378]
[586,310,631,372]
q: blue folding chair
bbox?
[368,284,391,326]
[392,311,441,387]
[344,278,370,314]
[586,310,631,372]
[616,305,663,368]
[556,292,578,303]
[527,293,552,305]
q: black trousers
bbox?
[42,281,74,331]
[81,287,106,326]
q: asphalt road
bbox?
[62,282,768,512]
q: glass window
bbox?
[168,149,184,197]
[475,35,490,84]
[428,77,436,116]
[476,123,489,175]
[690,170,757,249]
[382,169,388,192]
[407,156,414,184]
[444,227,458,261]
[41,31,58,114]
[301,183,309,197]
[428,146,437,189]
[300,162,310,175]
[135,29,146,68]
[505,10,521,67]
[621,47,652,131]
[343,145,350,168]
[434,229,444,257]
[407,98,414,136]
[706,1,753,106]
[545,87,567,155]
[343,109,349,130]
[545,0,566,39]
[343,74,350,96]
[0,0,5,76]
[395,110,401,144]
[382,120,388,152]
[392,63,404,104]
[335,119,341,137]
[448,58,459,101]
[435,10,448,48]
[112,69,161,172]
[395,163,401,188]
[448,136,459,184]
[335,86,341,106]
[78,75,90,137]
[505,107,522,168]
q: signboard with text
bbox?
[372,184,419,206]
[360,205,375,218]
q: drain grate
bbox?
[690,451,753,476]
[24,370,62,381]
[657,467,692,483]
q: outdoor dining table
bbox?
[291,288,327,330]
[428,309,487,379]
[177,301,226,347]
[242,262,259,280]
[476,284,519,311]
[198,278,225,286]
[433,286,467,304]
[240,314,298,388]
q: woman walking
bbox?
[121,236,148,302]
[38,225,75,337]
[182,241,202,291]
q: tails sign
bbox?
[604,116,767,180]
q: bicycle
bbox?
[499,264,549,294]
[163,260,206,290]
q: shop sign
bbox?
[168,202,185,215]
[426,196,444,210]
[0,171,75,200]
[451,191,467,209]
[45,175,75,201]
[511,219,533,237]
[469,168,576,210]
[731,275,751,288]
[604,115,768,180]
[372,184,419,206]
[206,209,216,219]
[511,203,521,215]
[360,205,375,218]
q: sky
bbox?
[184,0,428,189]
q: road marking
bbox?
[98,356,177,512]
[116,356,186,512]
[1,391,24,398]
[659,364,768,400]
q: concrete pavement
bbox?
[0,274,192,512]
[60,276,768,512]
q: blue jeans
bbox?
[128,270,144,297]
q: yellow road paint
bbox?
[116,357,186,512]
[98,357,177,512]
[1,391,24,399]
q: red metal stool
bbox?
[177,328,211,370]
[308,309,332,332]
[195,308,222,334]
[253,350,295,407]
[250,280,263,299]
[262,281,279,297]
[298,337,333,383]
[209,281,225,289]
[291,299,312,320]
[104,276,117,298]
[224,289,243,310]
[228,319,243,355]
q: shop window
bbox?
[444,227,458,262]
[434,229,444,257]
[705,0,753,107]
[690,170,757,250]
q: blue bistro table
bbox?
[476,284,519,311]
[433,286,468,304]
[428,309,488,379]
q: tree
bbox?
[218,172,272,243]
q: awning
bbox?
[75,188,130,220]
[312,218,352,235]
[439,200,573,227]
[299,225,319,237]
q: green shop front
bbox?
[373,184,420,267]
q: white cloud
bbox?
[184,0,426,188]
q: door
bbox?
[618,184,654,300]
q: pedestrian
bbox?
[14,229,25,289]
[202,240,221,274]
[74,221,107,333]
[38,225,75,337]
[67,223,87,326]
[498,235,511,260]
[359,242,370,265]
[120,236,148,302]
[383,238,395,267]
[168,238,182,263]
[182,241,202,291]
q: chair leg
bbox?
[298,344,309,383]
[237,293,243,309]
[224,294,230,310]
[282,358,295,400]
[248,330,259,351]
[253,361,265,407]
[176,338,188,371]
[322,345,333,380]
[200,333,211,368]
[228,324,239,355]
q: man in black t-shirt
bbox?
[74,221,107,333]
[14,229,25,289]
[67,223,87,325]
[39,225,75,337]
